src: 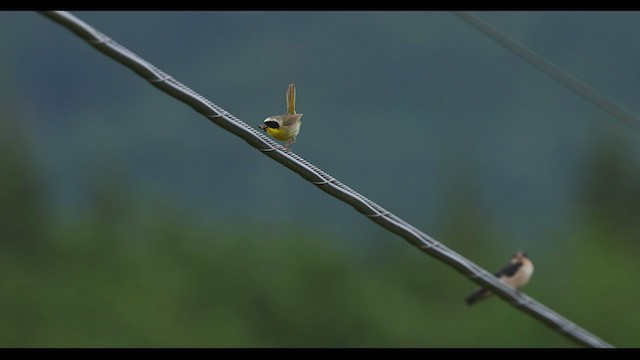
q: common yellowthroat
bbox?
[465,252,534,305]
[260,83,302,150]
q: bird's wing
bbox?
[282,113,302,126]
[494,261,522,278]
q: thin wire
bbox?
[452,11,640,134]
[38,11,613,348]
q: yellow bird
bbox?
[260,83,302,150]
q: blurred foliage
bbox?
[1,114,639,348]
[581,134,640,244]
[0,114,46,256]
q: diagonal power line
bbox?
[39,11,612,348]
[452,11,640,134]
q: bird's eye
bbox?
[264,120,280,129]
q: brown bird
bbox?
[465,251,534,305]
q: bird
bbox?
[465,251,534,306]
[260,83,303,150]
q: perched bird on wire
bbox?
[465,251,534,306]
[260,83,302,151]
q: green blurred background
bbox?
[1,11,639,347]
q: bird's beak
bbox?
[259,124,267,130]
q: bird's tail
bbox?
[465,288,492,306]
[286,83,296,114]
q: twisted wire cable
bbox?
[39,11,612,348]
